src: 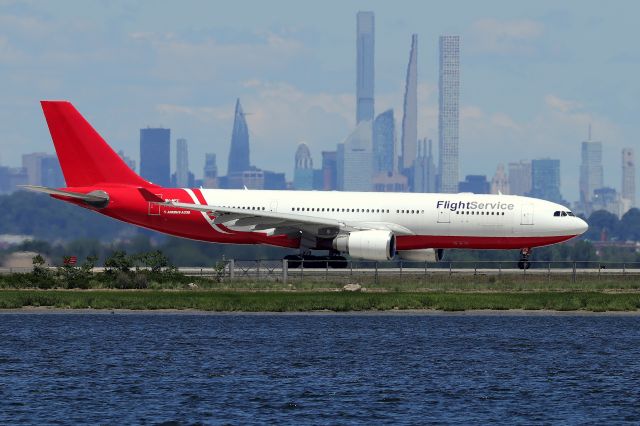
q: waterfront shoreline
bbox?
[2,306,640,315]
[1,290,639,312]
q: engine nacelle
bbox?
[332,230,396,261]
[396,248,444,262]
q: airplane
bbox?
[24,101,588,269]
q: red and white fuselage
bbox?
[28,101,588,262]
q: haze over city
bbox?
[0,0,638,203]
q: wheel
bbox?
[284,255,302,269]
[517,260,530,270]
[329,256,348,269]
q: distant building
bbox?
[373,172,408,192]
[459,175,489,194]
[356,11,375,124]
[592,187,631,218]
[22,153,48,186]
[21,153,64,187]
[438,35,460,193]
[41,156,65,188]
[339,121,373,192]
[140,127,170,187]
[263,170,286,190]
[227,99,251,175]
[321,151,337,190]
[293,143,314,190]
[579,135,603,204]
[0,166,27,194]
[508,160,532,196]
[227,169,264,190]
[336,143,345,191]
[117,150,136,172]
[373,109,395,176]
[203,153,218,188]
[622,148,636,208]
[491,163,509,194]
[400,34,418,172]
[528,158,566,205]
[413,139,436,193]
[174,138,190,188]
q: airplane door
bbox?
[148,194,162,216]
[521,204,534,225]
[269,200,278,212]
[437,208,450,223]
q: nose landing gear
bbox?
[517,248,531,270]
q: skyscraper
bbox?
[356,11,374,124]
[438,35,460,193]
[413,139,436,193]
[140,127,170,187]
[579,132,603,203]
[340,121,373,191]
[529,158,565,204]
[321,151,337,190]
[491,163,509,194]
[227,98,251,175]
[401,34,418,172]
[622,148,636,207]
[508,160,531,196]
[203,153,218,188]
[293,142,314,190]
[117,150,136,172]
[373,109,395,175]
[175,138,190,188]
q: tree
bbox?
[104,250,133,273]
[584,210,619,241]
[619,208,640,241]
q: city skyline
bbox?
[0,1,639,202]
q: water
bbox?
[1,312,639,424]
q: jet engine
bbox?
[332,230,396,261]
[396,248,444,262]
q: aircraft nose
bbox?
[576,218,588,235]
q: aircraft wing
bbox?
[159,201,414,237]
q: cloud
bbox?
[469,18,544,55]
[544,94,583,113]
[128,31,305,82]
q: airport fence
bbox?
[177,259,640,286]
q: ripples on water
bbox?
[0,313,639,424]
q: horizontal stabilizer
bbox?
[21,185,110,206]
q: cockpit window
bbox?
[567,211,575,216]
[553,211,560,217]
[561,211,567,216]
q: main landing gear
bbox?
[517,248,531,270]
[284,252,348,269]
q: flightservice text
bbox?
[437,200,515,212]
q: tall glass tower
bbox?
[438,35,460,193]
[401,34,418,172]
[579,137,603,204]
[356,11,374,124]
[175,138,189,188]
[227,99,251,175]
[373,109,395,175]
[622,148,636,207]
[140,127,170,187]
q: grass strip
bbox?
[1,290,640,312]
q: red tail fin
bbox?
[40,101,151,188]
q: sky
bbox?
[0,0,639,201]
